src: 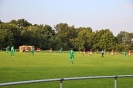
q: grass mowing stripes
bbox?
[0,52,133,88]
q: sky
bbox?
[0,0,133,36]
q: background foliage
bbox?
[0,19,133,51]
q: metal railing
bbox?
[0,75,133,88]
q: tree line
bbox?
[0,19,133,52]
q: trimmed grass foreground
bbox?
[0,52,133,88]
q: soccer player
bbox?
[60,48,62,54]
[25,47,28,52]
[128,50,131,57]
[124,51,126,59]
[111,49,114,56]
[50,48,52,54]
[69,48,74,64]
[101,49,104,58]
[6,46,9,54]
[29,46,34,55]
[89,49,92,56]
[82,48,86,56]
[11,45,14,56]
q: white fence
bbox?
[0,75,133,88]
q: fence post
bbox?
[114,76,117,88]
[60,78,64,88]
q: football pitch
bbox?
[0,51,133,88]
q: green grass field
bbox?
[0,51,133,88]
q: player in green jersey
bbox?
[69,48,74,64]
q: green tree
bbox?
[116,31,132,45]
[17,19,32,27]
[116,31,132,52]
[8,24,22,48]
[71,27,93,51]
[0,29,7,48]
[21,24,55,50]
[99,29,116,51]
[0,20,3,24]
[54,23,70,50]
[92,30,105,51]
